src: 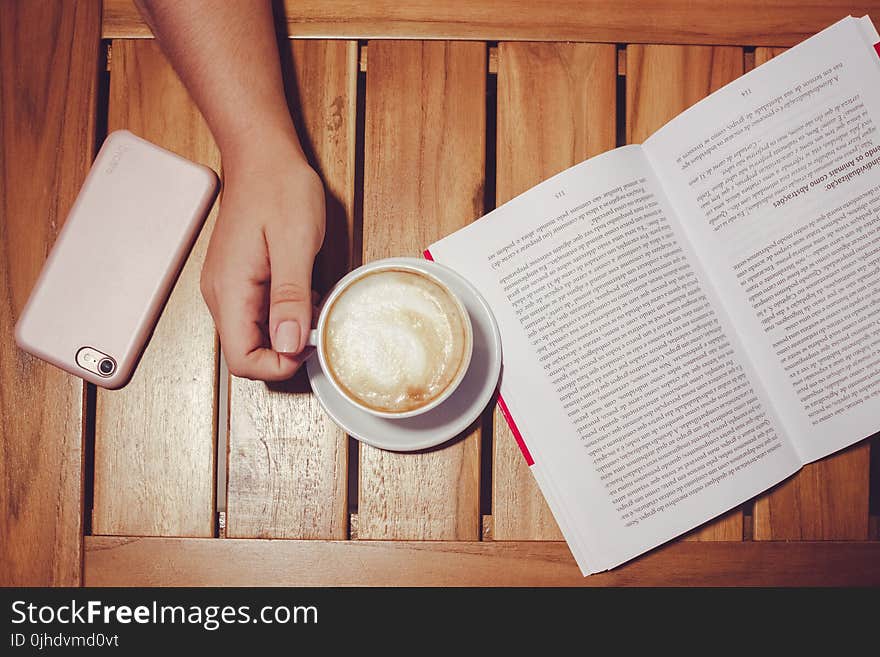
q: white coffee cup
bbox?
[307,259,473,419]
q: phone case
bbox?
[14,130,219,388]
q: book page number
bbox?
[741,88,752,97]
[554,190,566,199]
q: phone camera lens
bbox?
[98,358,115,376]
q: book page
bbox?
[428,145,799,574]
[644,16,880,463]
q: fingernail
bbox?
[274,320,301,353]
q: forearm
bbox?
[135,0,305,166]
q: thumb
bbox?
[267,242,314,355]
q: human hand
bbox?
[200,142,325,381]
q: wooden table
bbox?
[2,0,879,587]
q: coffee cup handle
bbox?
[306,329,319,348]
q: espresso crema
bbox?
[323,269,469,413]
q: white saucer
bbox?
[307,257,502,452]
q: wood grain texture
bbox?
[750,46,871,542]
[102,0,880,46]
[85,536,880,586]
[358,41,485,539]
[627,44,745,541]
[92,40,219,537]
[753,47,788,64]
[493,42,616,540]
[0,0,101,586]
[226,40,357,539]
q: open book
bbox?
[426,16,880,575]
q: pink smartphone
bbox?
[15,130,218,389]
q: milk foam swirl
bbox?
[323,269,468,413]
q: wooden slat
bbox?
[92,40,219,536]
[358,41,485,539]
[0,0,101,586]
[226,40,357,539]
[493,42,616,540]
[754,443,872,540]
[102,0,880,47]
[627,44,745,541]
[754,47,788,64]
[750,46,871,542]
[85,536,880,586]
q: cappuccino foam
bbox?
[323,269,469,413]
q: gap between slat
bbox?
[480,50,499,538]
[83,40,113,537]
[615,45,627,148]
[215,351,228,535]
[869,432,880,540]
[345,51,369,536]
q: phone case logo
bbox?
[104,144,130,175]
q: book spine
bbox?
[496,395,535,466]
